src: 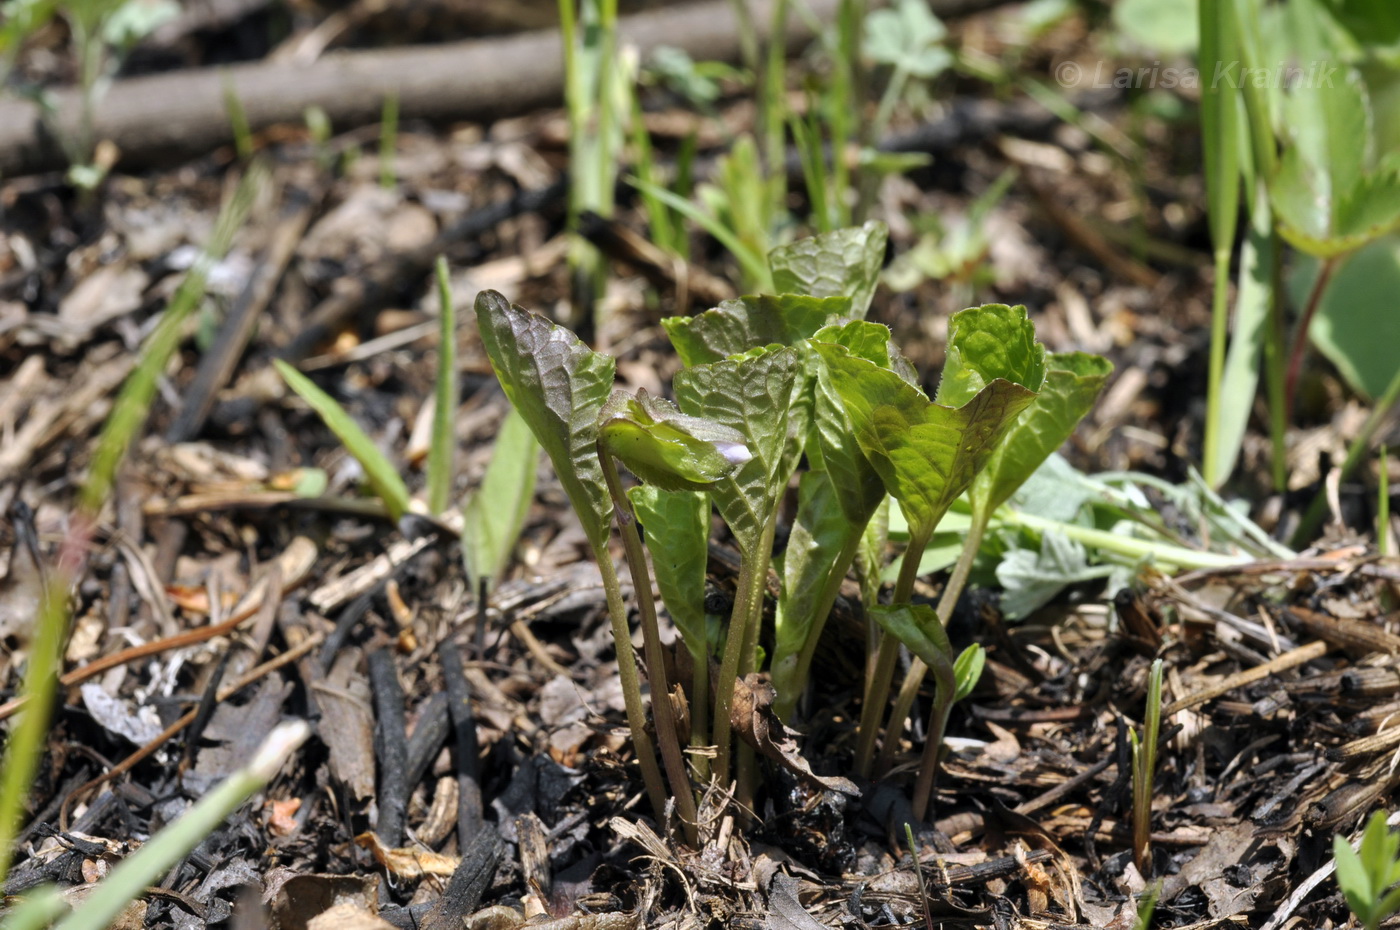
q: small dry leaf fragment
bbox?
[354,831,460,880]
[729,674,858,796]
[266,797,302,836]
[306,902,398,930]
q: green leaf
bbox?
[1113,0,1197,55]
[995,529,1115,619]
[934,304,1046,408]
[628,486,711,663]
[461,406,539,592]
[771,471,854,688]
[429,255,457,516]
[1199,0,1242,255]
[474,290,616,549]
[952,643,986,702]
[599,389,749,491]
[662,294,851,368]
[767,221,889,318]
[1304,234,1400,400]
[273,359,412,521]
[972,351,1112,514]
[807,320,912,525]
[673,345,800,552]
[863,0,951,77]
[812,341,1038,542]
[1335,832,1373,915]
[1270,68,1400,256]
[1207,185,1272,486]
[868,603,953,674]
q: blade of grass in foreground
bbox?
[79,162,265,516]
[274,359,412,522]
[428,255,457,516]
[6,722,309,930]
[1199,0,1244,488]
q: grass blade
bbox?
[428,256,457,516]
[273,359,412,522]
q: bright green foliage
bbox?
[1335,812,1400,930]
[972,352,1113,514]
[869,603,957,706]
[934,304,1047,408]
[274,359,412,522]
[1113,0,1197,54]
[662,294,851,368]
[952,643,985,702]
[1271,60,1400,256]
[628,486,711,665]
[768,221,889,317]
[474,290,616,550]
[461,408,539,595]
[599,389,750,491]
[429,256,458,516]
[811,341,1039,542]
[1305,236,1400,400]
[673,345,802,552]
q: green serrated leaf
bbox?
[628,486,710,662]
[273,359,411,521]
[1335,832,1373,913]
[772,471,853,685]
[662,294,851,367]
[864,0,950,77]
[973,351,1112,514]
[461,406,539,592]
[995,530,1115,619]
[673,345,800,552]
[599,389,749,491]
[474,290,616,549]
[767,221,889,318]
[935,304,1046,408]
[813,343,1038,542]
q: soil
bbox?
[2,2,1399,929]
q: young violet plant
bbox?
[473,220,1111,835]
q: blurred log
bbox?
[0,0,1009,178]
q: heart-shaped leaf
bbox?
[474,290,615,549]
[662,294,851,368]
[599,389,750,492]
[767,221,889,318]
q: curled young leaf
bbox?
[473,290,615,549]
[599,388,750,492]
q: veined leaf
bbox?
[972,352,1113,514]
[599,389,749,492]
[808,320,913,525]
[673,345,800,552]
[662,294,851,368]
[273,359,411,521]
[462,406,539,593]
[767,221,889,318]
[474,290,615,549]
[1309,234,1400,401]
[935,303,1046,408]
[952,644,986,702]
[628,486,710,663]
[812,341,1038,541]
